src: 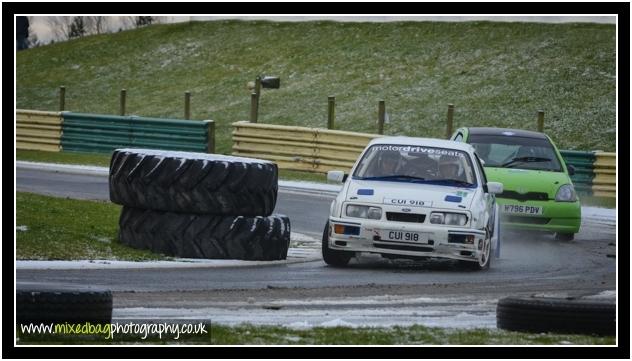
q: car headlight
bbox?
[555,184,577,202]
[430,212,467,226]
[429,213,444,224]
[346,205,382,219]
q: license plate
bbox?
[383,230,427,243]
[502,204,543,215]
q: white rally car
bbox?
[323,137,503,270]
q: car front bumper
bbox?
[327,217,488,262]
[496,198,581,234]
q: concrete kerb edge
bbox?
[15,249,322,270]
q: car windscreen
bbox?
[468,134,562,172]
[352,144,477,188]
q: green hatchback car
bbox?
[451,127,581,240]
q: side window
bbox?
[453,132,464,142]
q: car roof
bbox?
[368,136,475,153]
[465,127,548,139]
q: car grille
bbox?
[374,243,433,252]
[498,191,550,201]
[385,212,426,223]
[504,215,551,224]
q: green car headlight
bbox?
[555,184,577,202]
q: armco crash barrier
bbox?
[558,150,596,195]
[61,112,214,153]
[559,150,616,198]
[232,121,380,173]
[592,152,616,198]
[232,122,616,198]
[16,110,63,152]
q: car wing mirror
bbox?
[327,170,346,183]
[567,164,576,176]
[486,182,503,195]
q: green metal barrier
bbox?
[559,150,596,195]
[61,112,214,153]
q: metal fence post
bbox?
[254,76,261,121]
[184,91,191,120]
[205,120,215,153]
[537,110,544,132]
[120,89,127,116]
[327,96,335,129]
[250,92,258,123]
[378,100,385,135]
[59,86,66,111]
[255,76,261,98]
[446,104,454,138]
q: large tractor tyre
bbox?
[118,207,291,261]
[321,222,353,267]
[109,149,278,216]
[496,296,615,336]
[16,283,112,326]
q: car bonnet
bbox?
[483,167,571,198]
[345,179,478,210]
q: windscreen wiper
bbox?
[361,175,427,182]
[432,179,474,187]
[501,156,551,168]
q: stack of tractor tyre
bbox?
[109,149,290,261]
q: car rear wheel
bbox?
[555,232,575,241]
[321,222,353,267]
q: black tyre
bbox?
[321,222,353,267]
[109,148,278,216]
[555,232,575,241]
[497,296,615,336]
[16,283,112,326]
[119,207,291,261]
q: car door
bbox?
[474,153,496,232]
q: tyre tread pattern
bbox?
[16,288,112,325]
[119,207,291,261]
[496,296,615,336]
[109,150,278,216]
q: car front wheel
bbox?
[459,229,491,271]
[321,222,353,267]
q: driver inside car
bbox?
[371,150,402,177]
[438,155,466,182]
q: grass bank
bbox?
[15,192,163,260]
[17,20,615,154]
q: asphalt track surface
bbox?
[15,167,617,328]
